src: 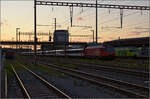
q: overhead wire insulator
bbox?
[141,10,143,15]
[108,9,110,14]
[52,7,54,12]
[120,9,123,28]
[79,7,83,14]
[70,6,73,27]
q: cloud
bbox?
[77,17,84,21]
[108,37,115,40]
[4,20,7,23]
[128,30,150,35]
[0,20,10,27]
[97,37,102,39]
[0,22,4,27]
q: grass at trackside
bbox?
[16,54,78,69]
[72,58,148,69]
[34,56,149,70]
[15,54,149,70]
[5,59,68,78]
[72,58,149,68]
[49,61,78,69]
[24,63,68,78]
[73,58,149,69]
[14,55,68,78]
[5,59,26,76]
[5,54,148,82]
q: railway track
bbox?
[38,62,149,98]
[11,66,30,98]
[37,57,148,87]
[71,62,149,78]
[41,58,149,78]
[11,64,71,99]
[31,56,148,78]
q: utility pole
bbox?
[19,31,21,49]
[96,0,98,43]
[70,6,73,27]
[16,28,18,49]
[120,9,123,28]
[96,0,98,44]
[16,28,20,49]
[29,34,31,53]
[34,0,37,65]
[54,18,56,31]
[91,30,94,43]
[36,0,150,44]
[54,18,56,56]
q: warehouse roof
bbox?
[104,37,149,47]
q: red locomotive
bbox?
[84,45,115,58]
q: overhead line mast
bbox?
[33,1,150,61]
[34,0,37,65]
[36,1,150,10]
[36,0,150,43]
[96,0,98,43]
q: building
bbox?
[103,37,149,47]
[54,30,69,44]
[53,30,69,49]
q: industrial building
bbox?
[103,37,149,47]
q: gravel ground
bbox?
[31,69,129,98]
[23,58,148,98]
[7,75,24,98]
[17,70,60,98]
[35,58,149,87]
[38,59,148,87]
[78,67,149,87]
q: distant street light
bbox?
[16,28,20,49]
[12,37,14,49]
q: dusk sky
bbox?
[1,0,150,43]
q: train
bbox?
[22,44,149,58]
[115,47,149,58]
[22,44,116,59]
